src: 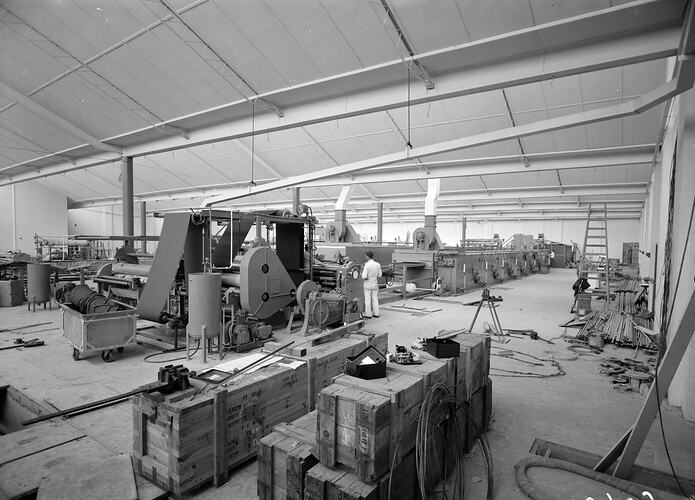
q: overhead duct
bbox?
[324,185,360,243]
[413,179,443,250]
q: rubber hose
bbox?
[514,456,647,500]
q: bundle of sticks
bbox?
[576,310,654,348]
[612,278,644,314]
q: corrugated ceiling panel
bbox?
[30,73,151,138]
[621,105,663,145]
[303,112,394,143]
[623,59,667,95]
[366,180,422,196]
[184,0,324,90]
[580,67,621,102]
[558,164,651,185]
[387,0,469,53]
[315,132,403,165]
[483,169,558,189]
[319,2,403,66]
[2,0,162,62]
[263,0,364,76]
[252,144,334,177]
[438,176,486,191]
[453,0,534,41]
[528,0,609,25]
[0,105,84,153]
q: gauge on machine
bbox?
[352,269,360,280]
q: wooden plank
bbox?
[0,420,86,466]
[530,438,695,497]
[213,389,228,486]
[37,454,137,500]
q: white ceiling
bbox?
[0,0,689,222]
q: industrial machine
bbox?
[94,207,368,351]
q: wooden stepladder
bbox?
[581,203,611,308]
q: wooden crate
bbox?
[305,451,419,500]
[0,279,23,306]
[451,334,490,400]
[387,355,455,392]
[329,369,424,477]
[132,390,216,496]
[258,411,318,500]
[132,358,309,497]
[280,331,388,411]
[316,384,391,482]
[465,377,493,452]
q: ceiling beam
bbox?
[65,146,651,208]
[0,80,121,154]
[202,58,694,206]
[0,13,679,184]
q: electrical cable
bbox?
[415,383,494,500]
[143,339,200,363]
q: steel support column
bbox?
[377,203,383,244]
[461,217,467,246]
[140,201,147,254]
[121,156,134,248]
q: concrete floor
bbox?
[1,268,693,499]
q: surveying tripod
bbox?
[468,287,507,343]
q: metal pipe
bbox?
[377,202,383,243]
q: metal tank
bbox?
[186,273,221,339]
[27,263,51,305]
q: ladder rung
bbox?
[584,253,607,256]
[586,235,606,238]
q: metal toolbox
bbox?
[60,303,137,362]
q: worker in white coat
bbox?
[361,251,382,318]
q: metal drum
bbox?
[27,263,51,304]
[186,273,221,339]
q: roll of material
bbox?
[138,213,203,322]
[113,262,151,276]
[220,272,240,288]
[187,273,221,338]
[27,263,51,303]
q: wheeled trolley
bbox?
[60,303,137,362]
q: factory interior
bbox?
[1,1,695,499]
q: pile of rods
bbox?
[577,310,654,348]
[613,278,643,314]
[415,383,493,500]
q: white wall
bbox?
[0,181,68,253]
[351,217,639,259]
[648,89,695,420]
[68,204,163,255]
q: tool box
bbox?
[60,303,137,362]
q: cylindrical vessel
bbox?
[187,273,221,338]
[27,263,51,303]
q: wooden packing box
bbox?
[328,368,424,478]
[316,384,391,482]
[305,450,419,500]
[0,279,23,306]
[132,358,309,497]
[257,411,318,500]
[465,376,493,452]
[451,334,490,400]
[279,331,389,411]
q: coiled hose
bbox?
[514,456,648,500]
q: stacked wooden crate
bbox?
[257,334,491,500]
[0,279,23,306]
[132,331,388,497]
[132,358,309,497]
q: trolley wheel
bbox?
[117,346,124,353]
[101,350,114,363]
[72,348,80,361]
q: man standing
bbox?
[361,251,382,318]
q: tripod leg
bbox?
[468,300,484,333]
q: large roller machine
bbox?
[96,208,364,349]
